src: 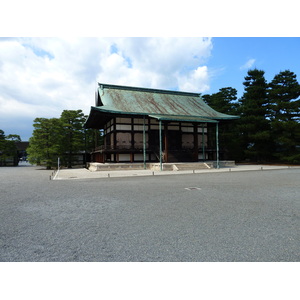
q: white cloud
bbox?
[111,37,213,90]
[240,58,256,70]
[0,37,213,140]
[178,66,210,93]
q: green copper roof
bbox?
[85,83,239,128]
[148,114,218,123]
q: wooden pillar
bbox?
[131,117,134,163]
[143,116,146,168]
[164,122,168,163]
[179,122,182,150]
[113,117,117,162]
[193,123,198,161]
[202,123,205,161]
[216,122,219,169]
[131,117,134,149]
[159,120,162,171]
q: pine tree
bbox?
[238,69,272,162]
[27,118,63,169]
[60,110,86,168]
[203,87,239,114]
[0,130,20,166]
[268,70,300,163]
[203,87,242,160]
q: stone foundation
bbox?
[87,161,236,172]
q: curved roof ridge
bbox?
[98,83,201,97]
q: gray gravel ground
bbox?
[0,164,299,261]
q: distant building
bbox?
[84,83,239,164]
[0,141,29,166]
[16,141,29,161]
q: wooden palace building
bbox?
[84,83,238,167]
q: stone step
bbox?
[173,163,211,171]
[88,163,146,171]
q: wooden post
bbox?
[216,122,219,169]
[164,122,168,163]
[159,120,162,171]
[202,124,205,161]
[193,123,198,161]
[143,116,146,169]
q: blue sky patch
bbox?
[110,43,118,54]
[23,43,54,60]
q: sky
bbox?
[1,37,300,141]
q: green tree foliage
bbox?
[268,70,300,163]
[6,134,21,142]
[203,87,239,114]
[237,69,272,162]
[27,117,63,169]
[0,130,21,166]
[268,70,300,122]
[85,128,103,154]
[203,69,300,164]
[60,110,86,168]
[27,110,102,169]
[203,87,242,160]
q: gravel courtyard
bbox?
[0,164,299,261]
